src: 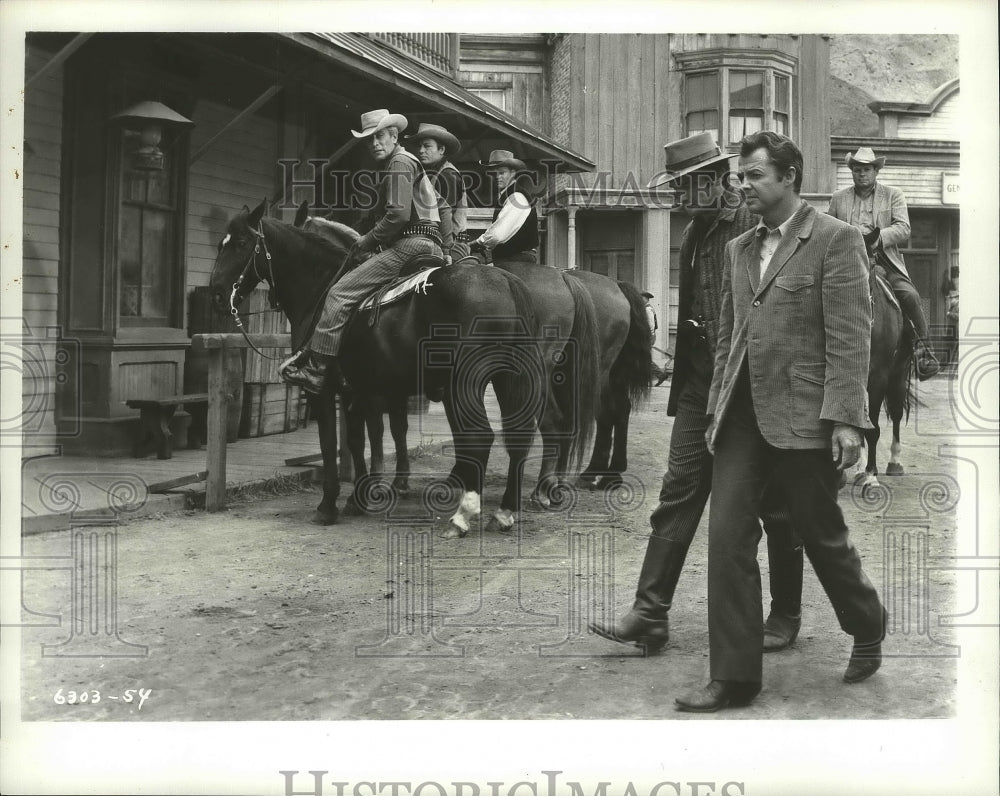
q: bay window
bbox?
[677,49,797,147]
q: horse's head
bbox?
[292,200,360,249]
[209,199,268,315]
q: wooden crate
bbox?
[239,383,309,438]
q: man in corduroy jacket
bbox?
[675,132,886,713]
[589,132,803,660]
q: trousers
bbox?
[707,366,884,682]
[310,236,441,356]
[884,267,930,340]
[651,343,793,551]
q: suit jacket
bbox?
[707,200,871,450]
[827,181,910,277]
[668,202,757,416]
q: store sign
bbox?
[941,173,960,205]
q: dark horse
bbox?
[485,262,653,499]
[210,200,553,535]
[299,213,604,522]
[853,262,915,491]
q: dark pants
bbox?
[884,267,930,340]
[652,343,791,549]
[310,235,441,356]
[707,367,884,682]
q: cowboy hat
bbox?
[641,291,654,299]
[407,122,461,155]
[647,131,736,189]
[480,149,527,172]
[351,109,408,139]
[845,147,886,169]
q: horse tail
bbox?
[899,324,917,422]
[613,279,655,410]
[560,273,600,470]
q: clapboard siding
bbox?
[460,68,546,131]
[23,44,64,446]
[185,99,279,291]
[897,91,959,140]
[834,164,951,207]
[569,34,676,190]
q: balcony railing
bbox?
[368,32,459,76]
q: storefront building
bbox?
[22,32,593,455]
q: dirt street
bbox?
[19,377,962,721]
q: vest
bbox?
[492,177,538,260]
[390,148,440,226]
[436,161,467,238]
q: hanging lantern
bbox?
[110,101,193,171]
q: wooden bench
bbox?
[126,393,209,460]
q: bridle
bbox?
[228,221,284,361]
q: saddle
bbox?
[292,254,446,351]
[358,256,444,315]
[872,268,900,312]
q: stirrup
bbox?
[279,349,307,376]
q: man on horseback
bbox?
[409,123,470,264]
[589,132,802,658]
[828,147,940,380]
[469,150,539,267]
[280,109,444,395]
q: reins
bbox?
[228,221,285,361]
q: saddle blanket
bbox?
[359,267,439,312]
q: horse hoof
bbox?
[575,476,598,491]
[392,481,411,498]
[528,495,554,511]
[439,523,468,539]
[852,472,870,486]
[595,475,624,491]
[885,463,904,476]
[343,498,365,517]
[311,509,338,525]
[485,516,514,534]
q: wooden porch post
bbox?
[205,345,228,511]
[566,205,578,269]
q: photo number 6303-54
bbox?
[52,687,151,711]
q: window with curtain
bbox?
[773,73,790,136]
[684,72,720,142]
[728,70,764,142]
[678,52,797,146]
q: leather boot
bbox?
[588,536,688,655]
[914,340,940,381]
[844,607,888,683]
[763,533,803,652]
[280,351,347,395]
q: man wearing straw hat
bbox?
[589,132,802,662]
[470,149,539,267]
[828,146,939,380]
[281,109,443,395]
[409,122,470,264]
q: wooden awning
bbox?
[279,32,596,173]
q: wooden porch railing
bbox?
[191,333,349,512]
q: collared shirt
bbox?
[755,212,796,280]
[848,186,876,230]
[480,191,532,248]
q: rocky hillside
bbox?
[828,34,959,136]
